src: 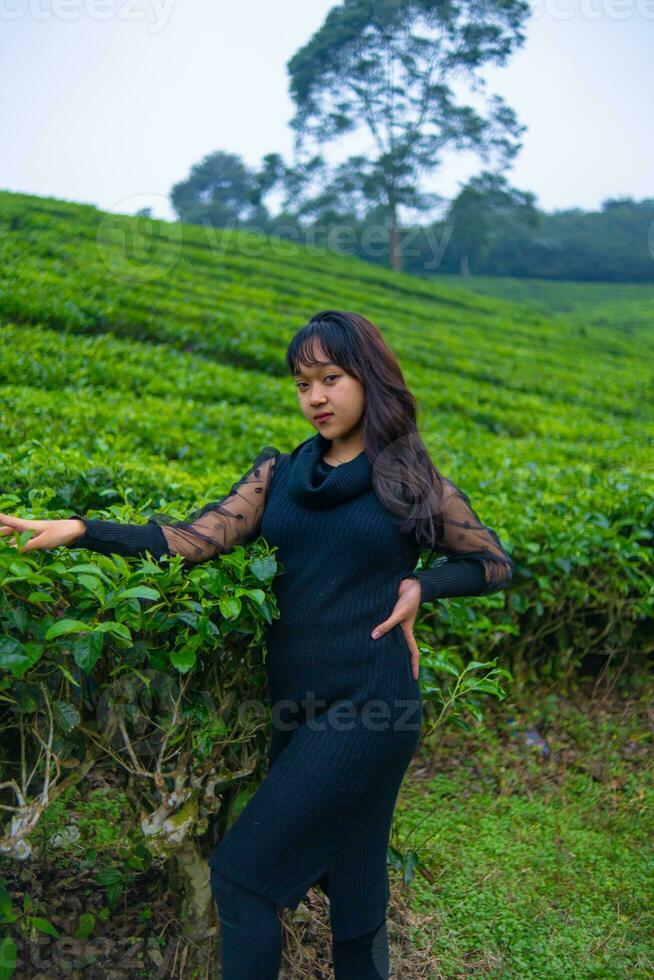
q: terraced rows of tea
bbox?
[1,188,652,636]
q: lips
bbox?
[314,413,333,422]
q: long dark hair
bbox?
[285,310,446,551]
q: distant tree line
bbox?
[167,1,653,283]
[404,188,654,283]
[169,152,654,284]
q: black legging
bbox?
[210,868,390,979]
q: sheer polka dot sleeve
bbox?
[408,476,514,604]
[70,447,281,564]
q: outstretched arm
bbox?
[70,447,282,563]
[408,476,513,604]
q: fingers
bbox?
[372,581,421,639]
[370,613,421,680]
[0,514,25,530]
[372,610,413,639]
[371,618,393,639]
[396,621,421,680]
[404,629,421,681]
[372,612,412,639]
[0,516,36,552]
[0,516,38,554]
[3,538,36,553]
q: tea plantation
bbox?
[0,189,652,978]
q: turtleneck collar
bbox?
[286,431,372,509]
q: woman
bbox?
[0,310,513,979]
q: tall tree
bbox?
[448,171,538,276]
[287,0,530,271]
[170,151,269,228]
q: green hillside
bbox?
[2,189,652,478]
[1,187,652,679]
[434,272,654,324]
[0,189,652,977]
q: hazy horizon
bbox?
[1,1,652,223]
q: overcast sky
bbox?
[1,0,652,222]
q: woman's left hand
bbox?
[370,577,421,681]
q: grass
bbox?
[391,672,654,978]
[434,274,654,320]
[0,188,652,978]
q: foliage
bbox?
[390,677,654,977]
[0,188,651,968]
[429,194,654,282]
[286,0,530,270]
[170,150,273,229]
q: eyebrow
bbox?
[294,361,340,378]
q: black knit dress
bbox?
[71,430,513,942]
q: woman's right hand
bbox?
[0,514,86,553]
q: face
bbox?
[293,343,366,442]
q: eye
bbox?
[294,374,340,390]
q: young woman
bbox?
[0,310,513,979]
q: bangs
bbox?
[288,335,341,374]
[286,314,359,378]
